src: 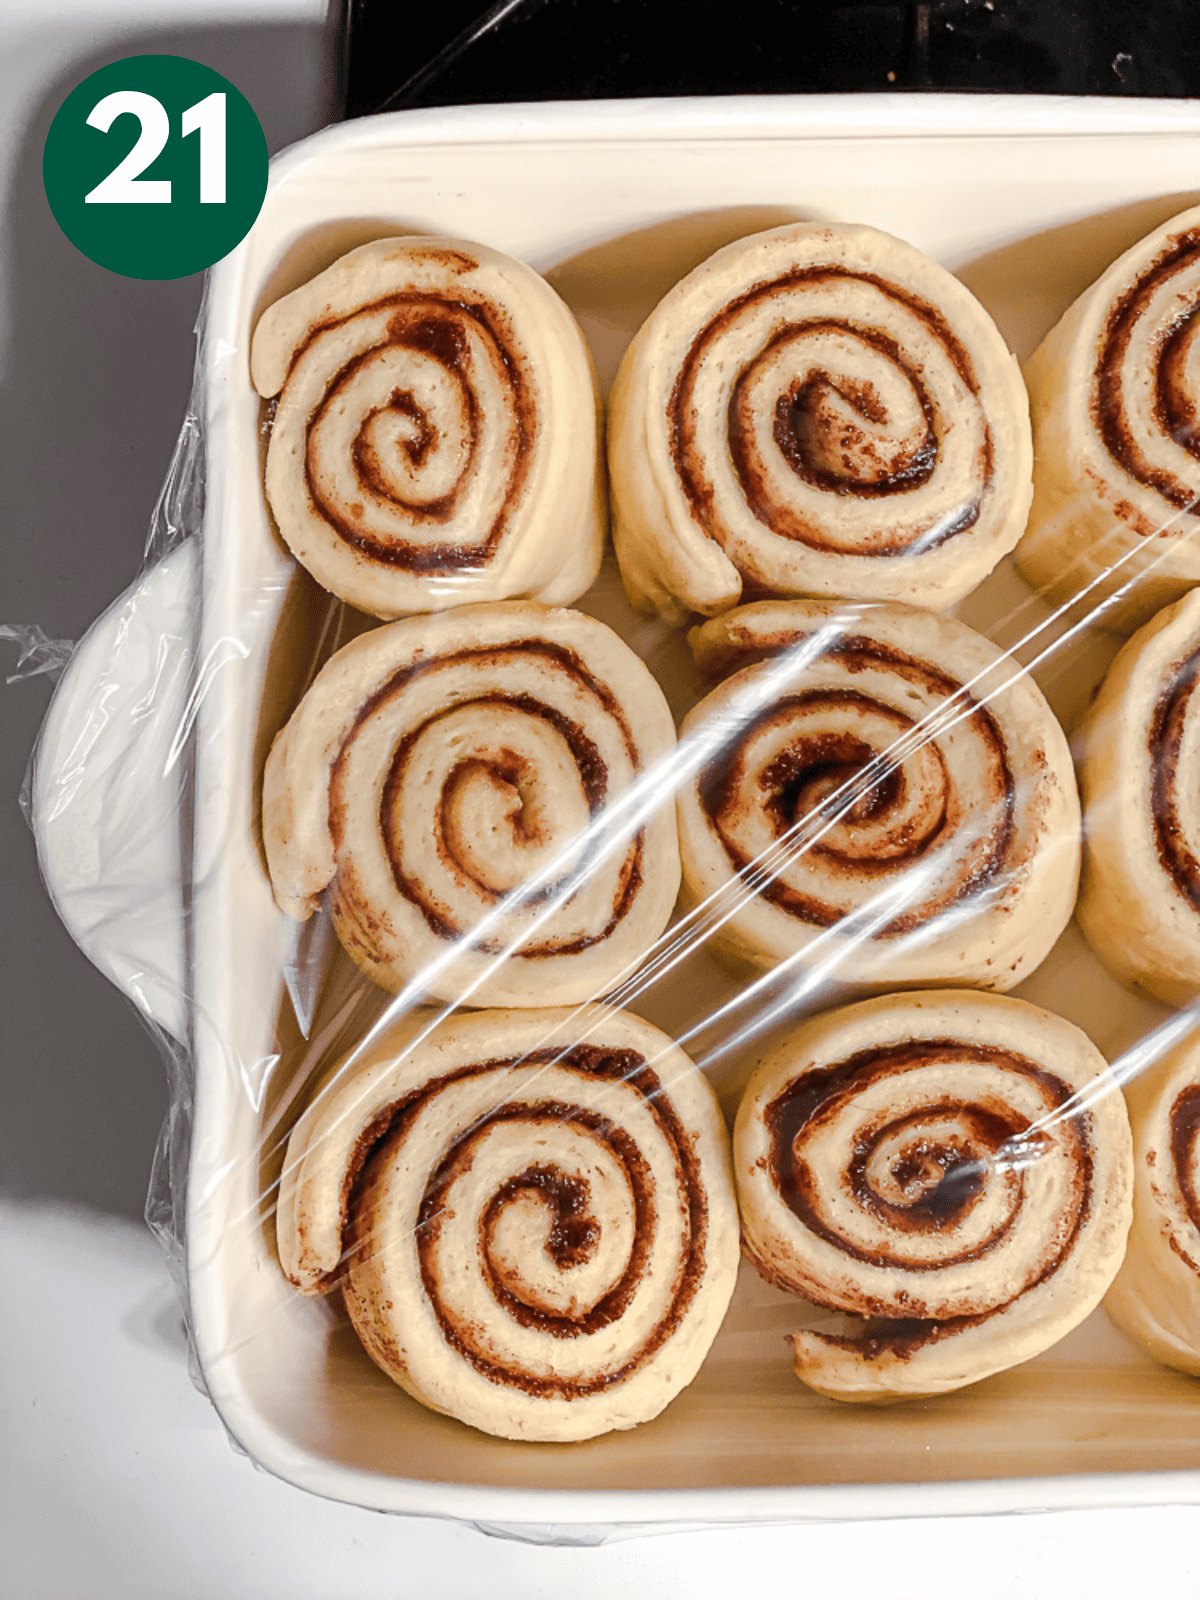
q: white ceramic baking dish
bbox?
[34,93,1200,1525]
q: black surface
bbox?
[344,0,1200,118]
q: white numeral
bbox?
[181,93,226,204]
[83,90,229,206]
[84,90,171,204]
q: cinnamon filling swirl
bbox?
[1149,646,1200,913]
[327,640,643,960]
[251,236,604,617]
[343,1046,711,1401]
[263,604,680,1008]
[276,1006,740,1440]
[1015,206,1200,632]
[695,637,1015,937]
[1171,1083,1200,1235]
[299,293,531,570]
[733,992,1132,1399]
[1104,1033,1200,1378]
[763,1041,1088,1290]
[671,268,993,567]
[1093,227,1200,513]
[1075,591,1200,1005]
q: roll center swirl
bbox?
[696,643,1015,936]
[672,267,989,562]
[329,641,644,959]
[856,1115,1001,1227]
[765,333,937,495]
[766,1046,1058,1279]
[759,727,909,840]
[302,293,528,569]
[440,753,556,895]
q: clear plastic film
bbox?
[12,320,208,1340]
[18,97,1200,1529]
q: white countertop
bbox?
[6,1196,1200,1595]
[3,2,1199,1592]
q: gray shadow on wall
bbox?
[0,17,339,1221]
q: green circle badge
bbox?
[43,55,268,280]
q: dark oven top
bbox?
[341,0,1199,121]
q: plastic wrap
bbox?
[19,95,1200,1527]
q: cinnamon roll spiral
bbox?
[262,602,680,1007]
[1015,205,1200,632]
[607,221,1032,622]
[1077,590,1200,1005]
[276,1006,740,1441]
[679,598,1080,990]
[250,237,604,617]
[1105,1028,1200,1376]
[734,991,1133,1402]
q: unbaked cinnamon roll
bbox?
[1105,1025,1200,1376]
[1077,590,1200,1006]
[607,221,1032,622]
[1015,205,1200,632]
[679,598,1079,990]
[262,602,679,1007]
[734,990,1133,1402]
[276,1005,740,1441]
[250,236,604,617]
